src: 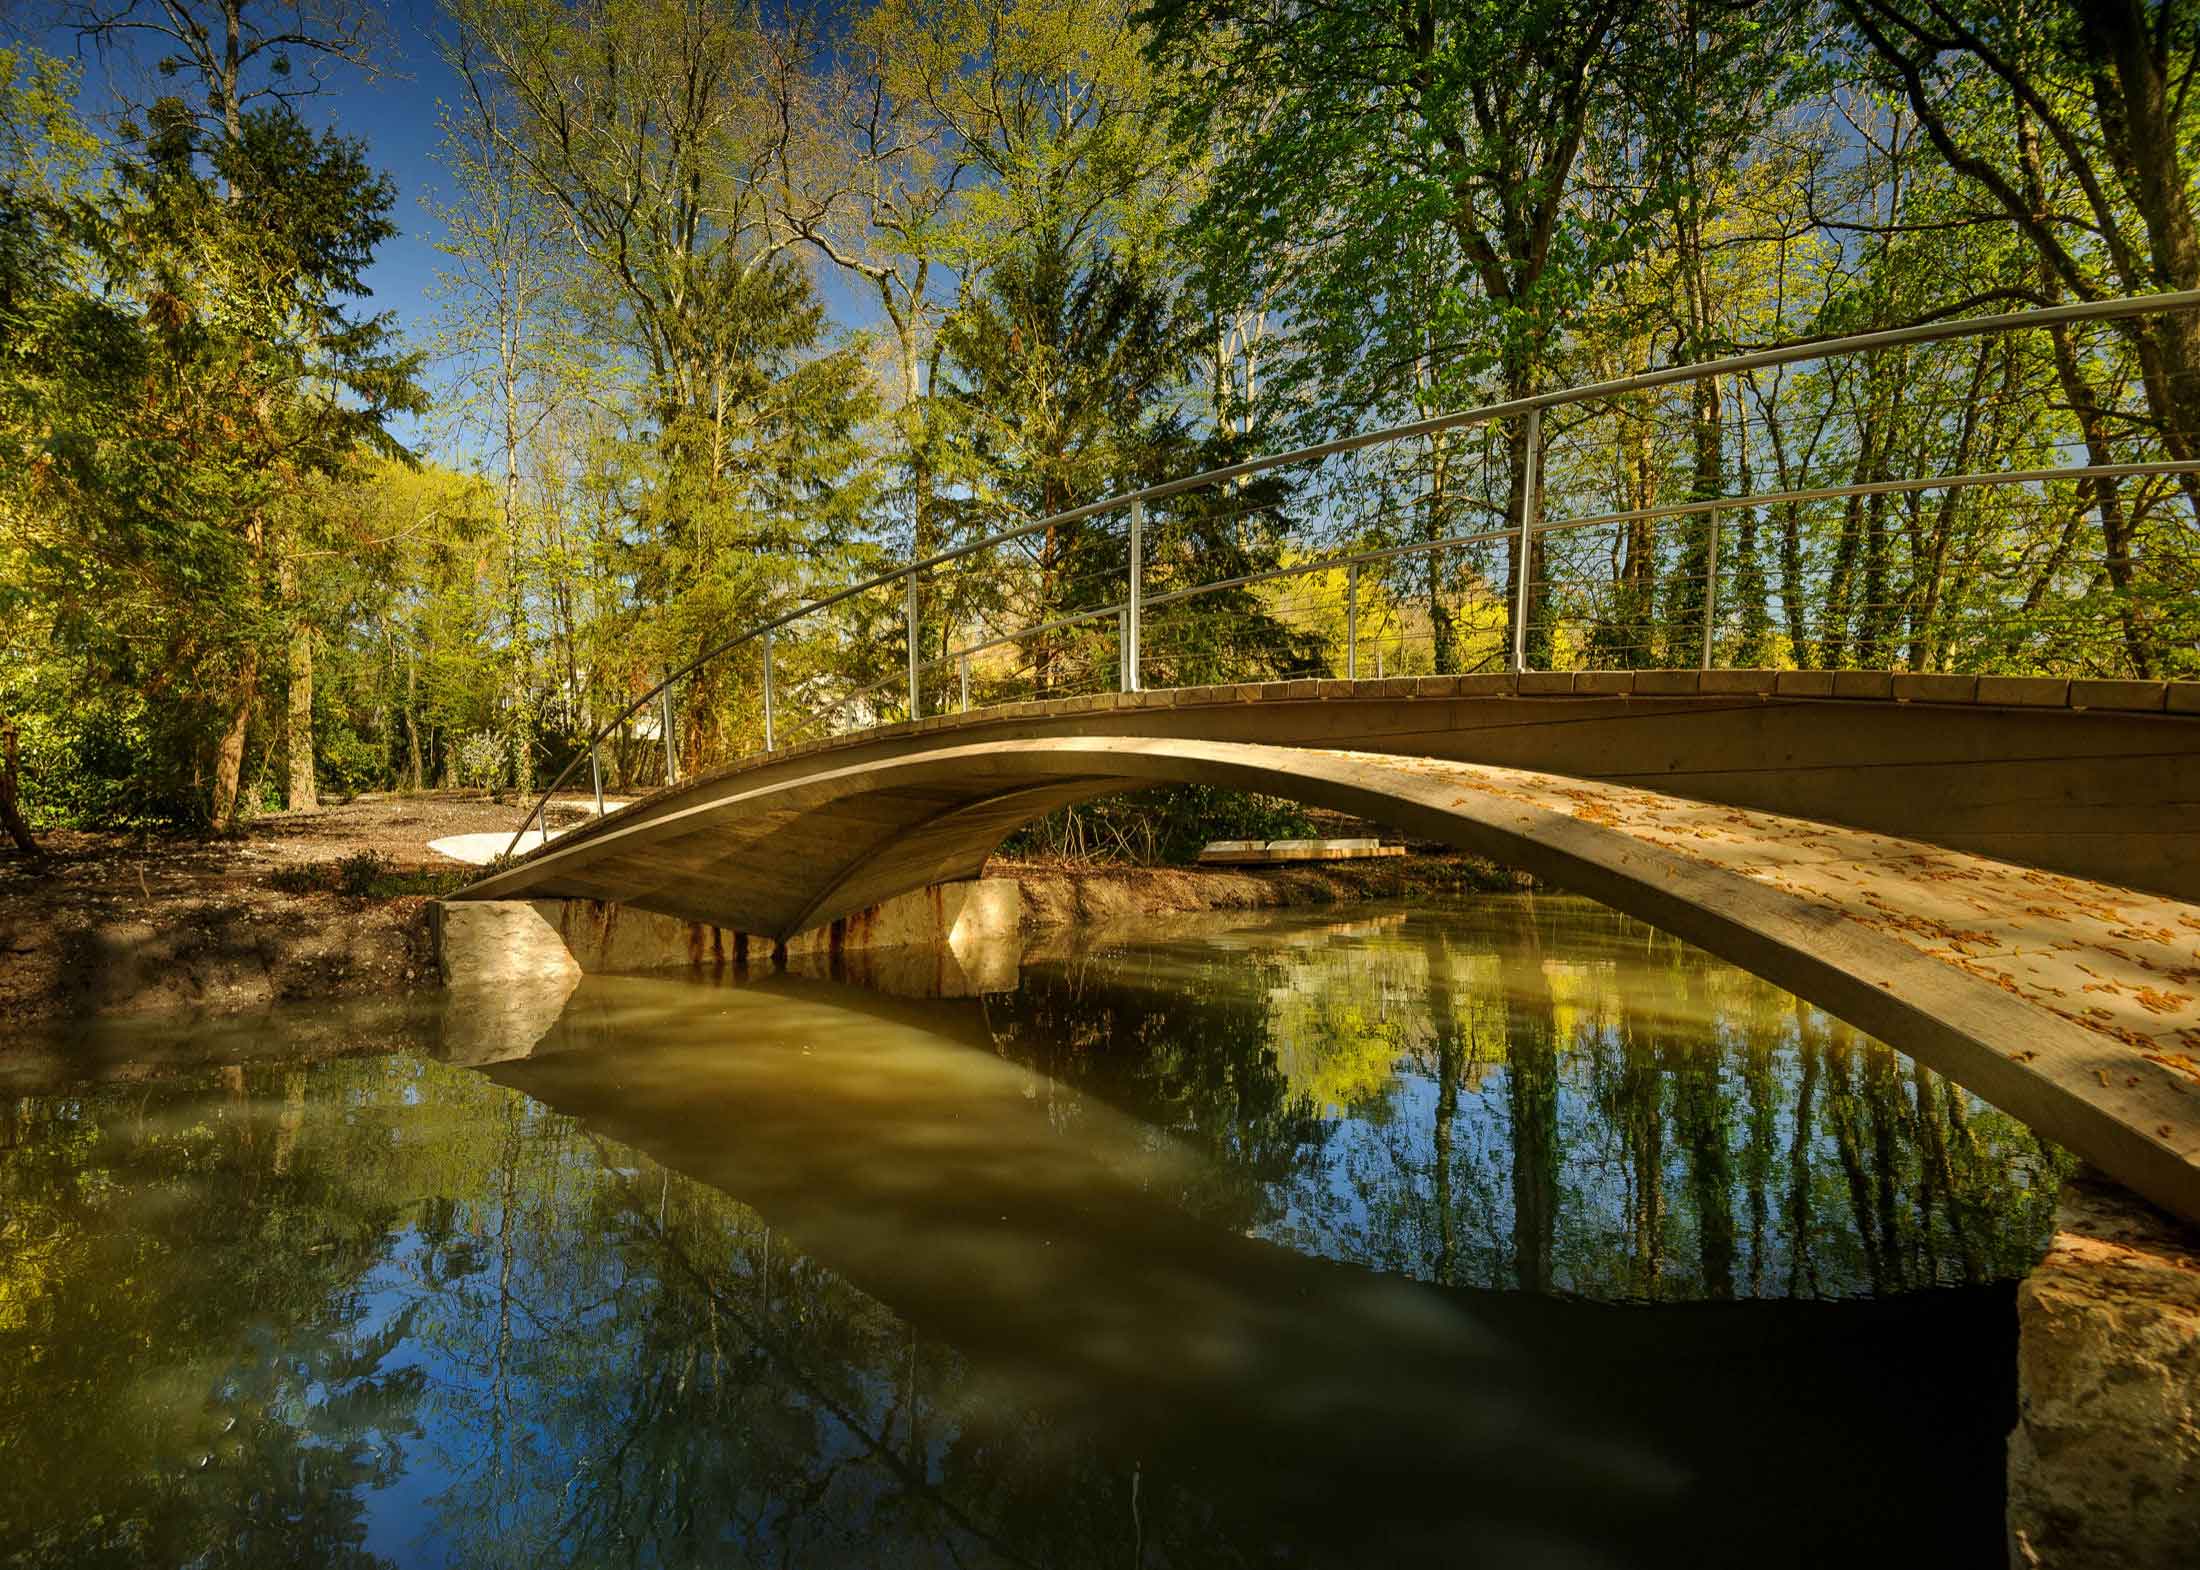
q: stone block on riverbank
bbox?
[2008,1171,2200,1567]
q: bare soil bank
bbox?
[1002,853,1522,929]
[1,797,1519,1022]
[0,794,575,1022]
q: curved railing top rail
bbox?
[503,289,2200,858]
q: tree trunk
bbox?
[404,646,424,792]
[287,616,317,810]
[0,715,42,861]
[1614,396,1659,665]
[2048,321,2153,674]
[1676,369,1724,666]
[1424,434,1457,674]
[2079,3,2200,496]
[1500,373,1549,670]
[210,649,258,829]
[2019,91,2155,674]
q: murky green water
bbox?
[1,896,2069,1568]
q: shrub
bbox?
[1000,784,1313,865]
[455,729,504,794]
[333,849,389,895]
[268,861,330,894]
[12,694,207,829]
[315,721,384,800]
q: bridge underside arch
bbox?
[465,732,2200,1225]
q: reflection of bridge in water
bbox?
[461,296,2200,1225]
[481,943,2027,1566]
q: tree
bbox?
[1,89,422,826]
[431,76,591,791]
[54,0,397,814]
[444,0,880,773]
[1148,0,1668,665]
[1839,0,2200,492]
[939,230,1317,698]
[57,0,386,148]
[771,0,1198,685]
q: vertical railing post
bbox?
[1510,405,1541,674]
[1700,506,1720,671]
[762,628,776,751]
[1116,610,1128,691]
[959,652,970,713]
[589,739,604,816]
[1346,560,1360,680]
[1126,498,1143,692]
[660,675,677,785]
[905,571,920,721]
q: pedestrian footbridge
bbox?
[461,294,2200,1224]
[460,674,2200,1224]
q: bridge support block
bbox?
[433,879,1023,989]
[433,900,582,990]
[2008,1171,2200,1567]
[431,901,585,1068]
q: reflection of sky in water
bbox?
[1,897,2067,1568]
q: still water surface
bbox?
[1,896,2070,1567]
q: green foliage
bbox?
[8,689,198,831]
[1,49,424,829]
[1001,784,1313,864]
[267,848,479,899]
[331,849,389,895]
[453,730,505,793]
[10,2,2200,851]
[937,230,1321,694]
[310,708,384,801]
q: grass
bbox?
[266,849,517,900]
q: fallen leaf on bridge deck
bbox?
[2145,1052,2200,1088]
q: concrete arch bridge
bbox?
[463,672,2200,1223]
[463,297,2200,1225]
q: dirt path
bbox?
[0,793,601,1022]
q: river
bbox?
[0,894,2070,1567]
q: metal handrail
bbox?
[504,291,2200,857]
[875,456,2200,683]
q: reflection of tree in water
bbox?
[0,1060,1289,1570]
[1001,898,2073,1300]
[0,1064,427,1569]
[574,1169,1282,1570]
[978,954,1333,1233]
[0,904,2075,1567]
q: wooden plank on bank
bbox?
[1197,838,1407,865]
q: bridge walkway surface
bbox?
[461,672,2200,1224]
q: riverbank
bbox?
[0,796,1519,1021]
[0,794,573,1021]
[1002,852,1521,928]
